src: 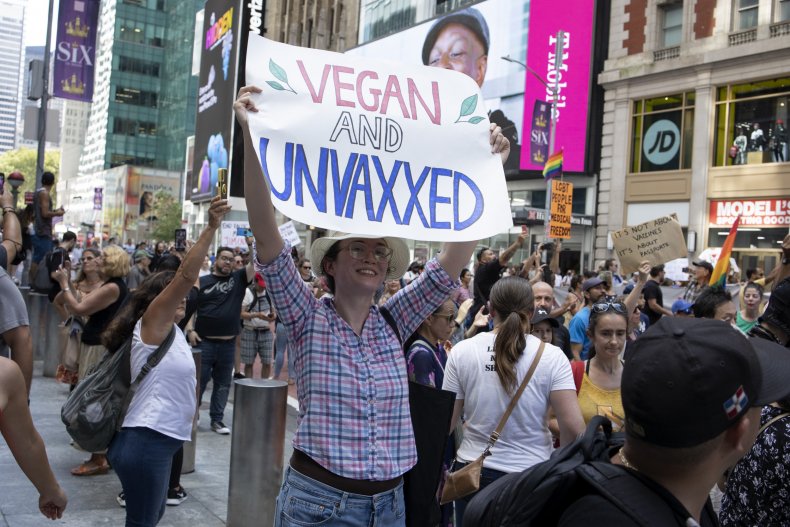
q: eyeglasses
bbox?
[433,312,456,323]
[218,255,234,262]
[343,241,393,263]
[592,301,627,314]
[301,265,312,270]
[80,256,96,262]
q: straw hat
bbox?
[310,232,410,281]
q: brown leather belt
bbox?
[289,449,402,496]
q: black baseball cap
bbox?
[531,307,559,328]
[623,317,790,448]
[421,7,490,65]
[692,259,714,273]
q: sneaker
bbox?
[166,487,188,506]
[211,421,230,435]
[233,371,246,379]
[117,491,126,508]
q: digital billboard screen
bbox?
[190,0,239,202]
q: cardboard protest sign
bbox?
[549,180,573,239]
[244,35,513,241]
[611,214,687,274]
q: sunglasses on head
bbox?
[592,301,627,314]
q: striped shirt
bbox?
[256,243,457,480]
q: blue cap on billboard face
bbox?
[421,7,490,65]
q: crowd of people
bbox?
[0,87,789,527]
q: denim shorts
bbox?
[32,234,53,264]
[275,466,406,527]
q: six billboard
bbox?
[53,0,100,102]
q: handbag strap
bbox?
[118,326,177,427]
[759,412,790,435]
[484,340,545,455]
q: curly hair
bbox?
[489,277,534,394]
[102,271,175,351]
[101,245,131,279]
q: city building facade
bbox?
[599,0,790,276]
[0,0,25,153]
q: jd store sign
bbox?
[641,111,681,171]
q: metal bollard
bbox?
[25,292,61,376]
[227,379,288,527]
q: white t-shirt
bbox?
[444,332,574,473]
[122,320,197,441]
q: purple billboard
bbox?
[53,0,100,102]
[520,0,595,172]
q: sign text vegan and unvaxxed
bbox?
[244,36,513,241]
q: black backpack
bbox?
[463,416,714,526]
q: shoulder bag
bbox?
[440,340,545,504]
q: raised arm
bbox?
[233,85,284,264]
[141,197,230,345]
[0,357,67,519]
[498,233,527,267]
[549,239,562,274]
[434,123,510,279]
[623,261,650,315]
[1,190,21,266]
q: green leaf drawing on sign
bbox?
[269,59,288,83]
[264,59,297,94]
[459,95,478,117]
[468,116,486,124]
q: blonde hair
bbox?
[101,245,131,278]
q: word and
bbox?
[258,137,483,230]
[330,111,404,153]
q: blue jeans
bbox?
[32,234,53,263]
[451,461,507,527]
[274,322,294,379]
[108,427,182,527]
[198,338,235,423]
[275,467,406,527]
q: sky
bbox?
[23,0,57,49]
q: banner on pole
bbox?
[549,180,572,239]
[53,0,100,102]
[93,187,103,210]
[529,100,550,167]
[611,214,687,274]
[244,35,513,241]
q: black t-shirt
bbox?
[553,322,573,361]
[0,245,6,270]
[195,269,249,337]
[82,277,129,346]
[471,259,504,315]
[47,247,69,302]
[177,286,199,332]
[641,279,664,325]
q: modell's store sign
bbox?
[709,199,790,227]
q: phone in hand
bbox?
[216,168,228,200]
[174,229,187,251]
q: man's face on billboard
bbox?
[427,23,487,87]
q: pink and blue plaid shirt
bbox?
[256,243,458,480]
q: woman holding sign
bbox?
[234,84,509,526]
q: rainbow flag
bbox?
[543,150,563,179]
[709,215,741,287]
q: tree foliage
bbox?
[150,190,183,242]
[0,148,60,201]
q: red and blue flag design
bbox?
[723,385,748,419]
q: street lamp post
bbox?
[7,171,25,208]
[502,29,565,243]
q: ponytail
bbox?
[489,277,534,394]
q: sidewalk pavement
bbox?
[0,362,298,527]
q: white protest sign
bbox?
[278,220,302,246]
[220,221,250,248]
[244,35,513,241]
[611,214,687,274]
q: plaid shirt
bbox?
[256,243,458,480]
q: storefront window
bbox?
[713,77,790,166]
[631,93,694,173]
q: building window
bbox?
[735,0,759,30]
[660,2,683,47]
[777,0,790,21]
[713,78,790,166]
[631,93,695,173]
